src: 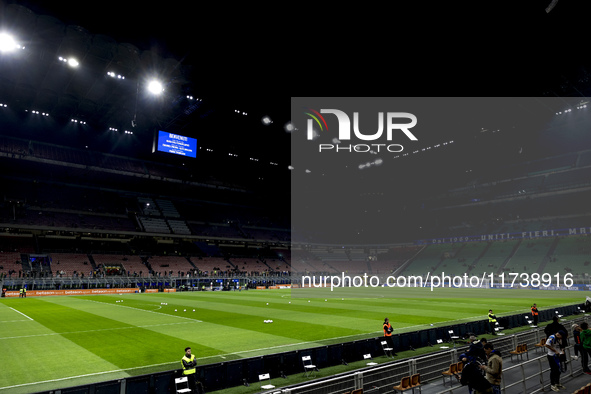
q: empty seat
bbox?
[175,376,191,394]
[259,373,275,390]
[410,373,422,393]
[302,355,317,377]
[363,354,377,366]
[442,362,458,386]
[381,340,395,358]
[393,376,412,393]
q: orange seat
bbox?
[410,373,422,393]
[393,376,412,393]
[442,363,458,386]
[534,338,546,352]
[510,344,528,360]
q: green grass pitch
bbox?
[0,288,584,393]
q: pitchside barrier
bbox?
[3,288,142,297]
[31,303,588,394]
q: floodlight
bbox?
[147,80,164,95]
[68,58,79,68]
[261,116,273,125]
[0,33,18,52]
[284,122,295,132]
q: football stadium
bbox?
[2,1,591,394]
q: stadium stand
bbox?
[552,236,591,279]
[50,253,92,277]
[146,255,196,277]
[91,254,145,277]
[139,217,171,233]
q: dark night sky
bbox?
[10,0,591,100]
[4,0,591,188]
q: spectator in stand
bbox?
[480,343,502,394]
[458,353,492,394]
[546,330,566,392]
[572,323,582,361]
[545,316,568,348]
[468,337,487,362]
[580,322,591,375]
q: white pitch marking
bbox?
[9,307,33,321]
[0,321,199,340]
[81,299,201,322]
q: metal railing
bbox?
[435,344,582,394]
[278,316,589,394]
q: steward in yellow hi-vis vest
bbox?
[488,309,498,335]
[182,347,197,375]
[182,347,204,393]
